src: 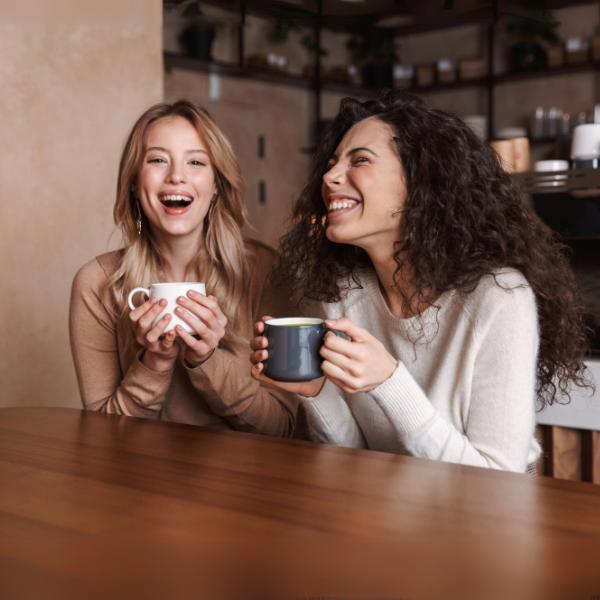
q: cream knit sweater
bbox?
[302,268,541,472]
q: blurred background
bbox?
[2,0,600,411]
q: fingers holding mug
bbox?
[145,311,174,345]
[256,315,273,334]
[250,317,273,376]
[137,299,168,333]
[251,318,272,352]
[129,297,159,327]
[250,345,268,367]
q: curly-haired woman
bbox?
[250,89,592,472]
[70,100,297,435]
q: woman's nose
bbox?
[167,163,186,184]
[323,163,346,186]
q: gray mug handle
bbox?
[325,328,346,340]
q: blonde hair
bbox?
[104,100,250,349]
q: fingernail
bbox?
[149,298,158,305]
[325,319,337,326]
[176,325,182,331]
[175,307,183,315]
[179,296,187,304]
[188,290,196,297]
[163,314,170,321]
[159,299,167,307]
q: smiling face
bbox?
[135,115,217,245]
[322,117,407,253]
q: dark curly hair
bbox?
[273,88,593,409]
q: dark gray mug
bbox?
[263,318,345,382]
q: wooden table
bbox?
[1,408,600,600]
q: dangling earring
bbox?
[136,201,142,236]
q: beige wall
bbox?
[0,0,163,408]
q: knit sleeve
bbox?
[369,284,539,471]
[299,380,368,449]
[183,243,299,437]
[69,258,173,418]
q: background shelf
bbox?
[166,1,600,144]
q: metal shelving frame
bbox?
[165,0,600,144]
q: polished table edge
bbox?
[2,406,600,494]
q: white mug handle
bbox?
[128,287,151,310]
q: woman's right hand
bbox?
[249,317,326,398]
[130,298,180,373]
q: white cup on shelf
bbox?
[571,124,600,168]
[534,160,569,172]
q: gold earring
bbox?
[136,202,142,236]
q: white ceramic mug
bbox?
[127,282,206,335]
[571,124,600,160]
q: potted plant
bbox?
[506,11,560,72]
[346,27,398,89]
[299,30,329,78]
[165,0,221,61]
[264,19,328,77]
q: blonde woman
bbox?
[69,100,297,436]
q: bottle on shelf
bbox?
[531,107,545,140]
[560,113,571,137]
[548,107,558,138]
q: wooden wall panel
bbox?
[539,425,583,481]
[582,430,600,484]
[535,425,545,477]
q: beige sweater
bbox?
[69,240,298,437]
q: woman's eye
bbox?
[190,160,205,166]
[353,157,368,165]
[148,158,166,164]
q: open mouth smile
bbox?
[159,194,194,208]
[328,198,359,215]
[158,193,194,215]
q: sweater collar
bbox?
[359,268,454,331]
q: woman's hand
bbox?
[320,318,398,394]
[174,291,227,368]
[129,297,180,373]
[249,317,326,398]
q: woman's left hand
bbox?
[320,318,399,394]
[174,291,227,368]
